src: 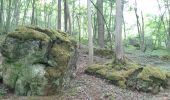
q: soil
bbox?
[0,48,170,100]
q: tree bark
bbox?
[31,0,36,25]
[97,0,104,48]
[58,0,61,29]
[5,0,12,32]
[114,0,125,64]
[0,0,3,33]
[87,0,93,64]
[64,0,68,32]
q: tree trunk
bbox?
[114,0,125,64]
[5,0,12,32]
[12,0,21,27]
[31,0,36,25]
[87,0,93,64]
[58,0,61,29]
[22,0,31,25]
[0,0,3,33]
[64,0,68,32]
[134,0,145,52]
[97,0,104,48]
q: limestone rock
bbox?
[0,26,78,96]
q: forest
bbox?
[0,0,170,100]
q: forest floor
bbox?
[1,47,170,100]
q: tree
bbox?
[97,0,104,48]
[87,0,93,64]
[31,0,36,25]
[114,0,125,64]
[134,0,145,52]
[58,0,61,29]
[0,0,3,33]
[64,0,68,32]
[5,0,12,32]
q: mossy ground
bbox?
[85,62,170,93]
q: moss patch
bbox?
[85,62,170,94]
[160,55,170,61]
[8,27,50,42]
[137,66,167,81]
[93,48,114,58]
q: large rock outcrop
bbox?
[0,26,78,96]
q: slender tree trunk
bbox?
[64,0,68,32]
[87,0,93,64]
[97,0,104,48]
[5,0,12,32]
[134,0,145,52]
[44,0,47,27]
[76,15,81,48]
[114,0,125,64]
[12,0,21,27]
[58,0,61,29]
[140,11,145,51]
[0,0,3,33]
[22,0,31,25]
[108,1,113,40]
[31,0,36,25]
[67,3,71,34]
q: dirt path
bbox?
[1,49,170,100]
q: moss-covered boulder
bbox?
[85,63,170,94]
[0,26,78,96]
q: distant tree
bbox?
[134,0,145,52]
[0,0,3,33]
[31,0,36,25]
[58,0,61,29]
[5,0,12,32]
[64,0,68,32]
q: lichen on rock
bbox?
[0,26,78,96]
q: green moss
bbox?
[118,81,126,88]
[96,67,108,77]
[137,66,167,81]
[160,55,170,61]
[45,68,62,78]
[8,27,50,42]
[85,64,104,73]
[3,62,24,89]
[166,72,170,78]
[51,43,70,67]
[94,48,114,58]
[106,70,124,81]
